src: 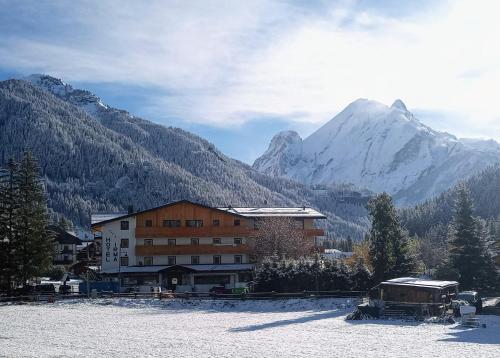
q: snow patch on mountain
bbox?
[24,74,108,115]
[254,99,500,205]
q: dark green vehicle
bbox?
[454,291,483,314]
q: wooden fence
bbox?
[0,290,367,303]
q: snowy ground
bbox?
[0,298,499,357]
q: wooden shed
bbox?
[378,277,459,304]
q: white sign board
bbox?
[171,278,178,285]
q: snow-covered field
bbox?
[0,298,498,357]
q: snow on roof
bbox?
[218,207,326,218]
[103,264,254,274]
[381,277,458,289]
[91,213,127,225]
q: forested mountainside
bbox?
[401,164,500,237]
[254,99,500,206]
[0,76,369,239]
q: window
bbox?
[294,218,305,229]
[120,256,129,266]
[191,256,200,265]
[234,219,241,226]
[238,272,252,282]
[144,256,153,266]
[168,239,176,246]
[234,238,242,246]
[213,238,221,245]
[191,238,199,246]
[120,238,129,248]
[213,255,221,265]
[63,245,69,251]
[144,239,153,246]
[234,255,243,264]
[120,221,129,230]
[145,219,153,227]
[186,220,203,227]
[212,219,220,226]
[163,220,181,228]
[168,256,176,265]
[194,275,230,285]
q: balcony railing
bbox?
[136,227,325,238]
[136,226,253,238]
[135,244,252,256]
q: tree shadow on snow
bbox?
[229,310,345,332]
[438,325,500,345]
[100,297,355,315]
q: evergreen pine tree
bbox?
[368,193,413,283]
[448,184,498,292]
[14,152,54,287]
[0,159,21,291]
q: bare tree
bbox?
[249,217,314,262]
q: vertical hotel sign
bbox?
[105,237,111,262]
[105,237,119,263]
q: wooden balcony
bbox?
[135,244,252,256]
[305,229,325,236]
[135,226,254,238]
[136,226,325,238]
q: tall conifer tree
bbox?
[368,193,413,283]
[14,152,53,287]
[0,159,21,290]
[448,184,498,291]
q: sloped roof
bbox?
[381,277,458,289]
[218,207,326,219]
[102,264,254,274]
[91,213,127,225]
[48,225,82,245]
[91,200,326,227]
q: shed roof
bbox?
[381,277,458,289]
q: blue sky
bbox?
[1,0,500,163]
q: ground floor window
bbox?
[144,256,153,265]
[194,275,230,285]
[213,255,221,265]
[168,256,176,265]
[238,272,252,282]
[120,256,129,266]
[191,256,200,264]
[234,255,242,264]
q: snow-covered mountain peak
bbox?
[254,98,500,205]
[24,74,108,115]
[391,99,408,111]
[252,130,303,178]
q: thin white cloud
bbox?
[0,0,499,140]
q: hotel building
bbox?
[91,200,325,292]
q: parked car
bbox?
[209,286,232,295]
[59,284,72,295]
[34,284,56,294]
[452,291,483,315]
